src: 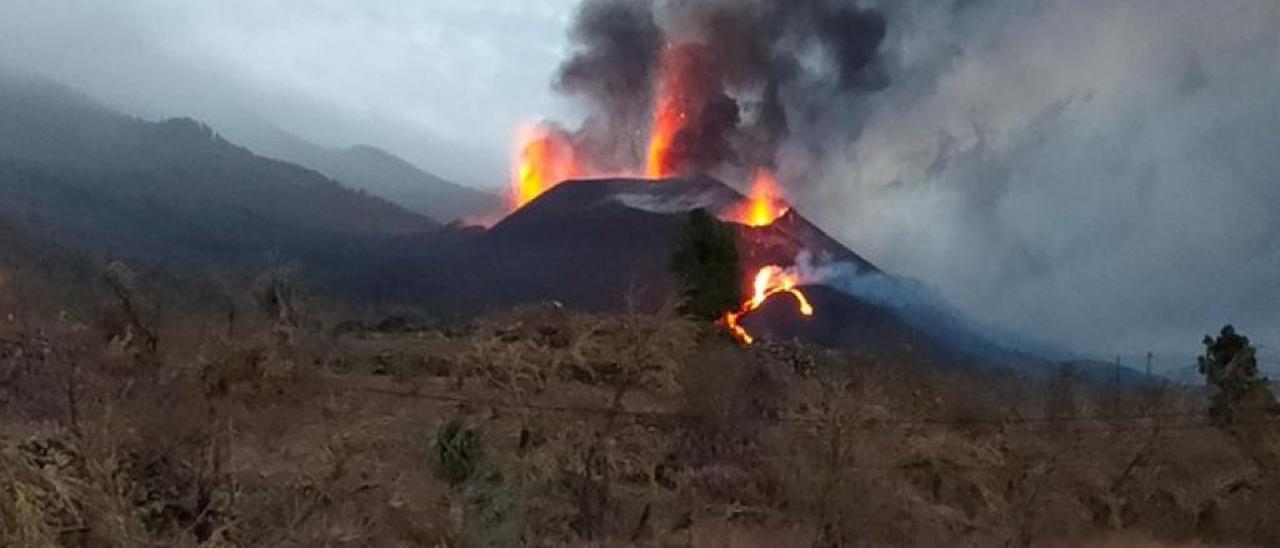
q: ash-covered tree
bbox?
[670,208,743,320]
[1199,325,1279,426]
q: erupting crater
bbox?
[500,36,837,345]
[493,171,839,345]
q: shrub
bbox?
[433,419,485,487]
[1198,325,1279,426]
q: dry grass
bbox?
[2,271,1280,547]
[0,443,78,547]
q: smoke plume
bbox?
[555,0,662,170]
[554,0,889,176]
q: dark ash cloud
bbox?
[553,0,892,175]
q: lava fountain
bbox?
[645,47,683,179]
[646,43,713,179]
[726,169,789,227]
[511,124,580,209]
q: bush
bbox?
[1198,325,1278,426]
[433,419,485,487]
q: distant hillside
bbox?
[217,121,501,223]
[0,72,434,273]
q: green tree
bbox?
[1199,325,1278,426]
[670,208,743,320]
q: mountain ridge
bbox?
[0,72,434,273]
[210,118,501,223]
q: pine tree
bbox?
[670,208,743,321]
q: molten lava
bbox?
[726,169,790,227]
[510,44,749,211]
[721,265,815,345]
[646,43,722,179]
[646,47,685,179]
[511,124,579,209]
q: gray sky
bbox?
[1,0,1277,364]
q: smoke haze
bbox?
[804,0,1280,357]
[554,0,890,175]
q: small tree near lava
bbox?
[671,208,743,321]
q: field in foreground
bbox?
[2,282,1280,547]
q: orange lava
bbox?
[645,91,681,179]
[725,169,790,227]
[645,44,700,179]
[511,124,579,209]
[720,265,814,345]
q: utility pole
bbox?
[1146,352,1153,378]
[1113,355,1121,413]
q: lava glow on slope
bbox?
[721,265,814,345]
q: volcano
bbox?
[489,175,875,271]
[483,176,874,307]
[494,177,947,354]
[367,175,1011,362]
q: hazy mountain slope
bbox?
[217,120,501,223]
[0,72,434,271]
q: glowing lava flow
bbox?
[726,169,790,227]
[721,265,814,345]
[511,124,579,209]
